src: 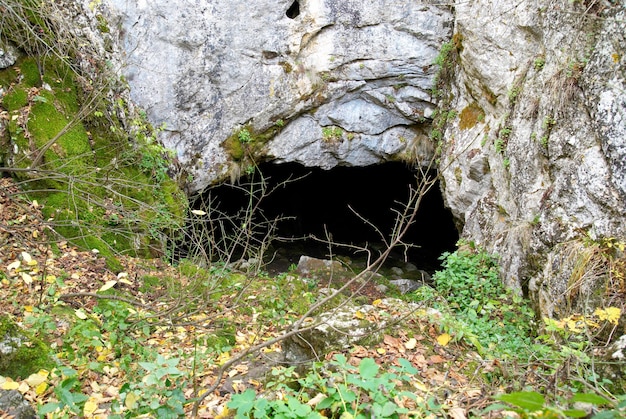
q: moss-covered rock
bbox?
[0,315,54,379]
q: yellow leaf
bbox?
[35,382,48,395]
[24,306,33,313]
[372,299,383,306]
[215,406,230,419]
[404,338,418,350]
[75,309,88,320]
[354,310,366,320]
[18,382,29,393]
[376,347,386,354]
[437,333,451,346]
[125,391,138,409]
[84,399,98,417]
[25,371,47,386]
[413,380,428,392]
[27,259,38,266]
[32,230,39,238]
[594,307,622,325]
[1,381,19,390]
[46,275,56,284]
[98,280,117,292]
[32,200,39,208]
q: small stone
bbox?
[0,390,36,419]
[390,279,422,294]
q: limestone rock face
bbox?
[103,0,453,192]
[440,2,626,316]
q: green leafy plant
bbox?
[238,128,253,144]
[229,354,434,419]
[430,244,536,358]
[113,354,188,417]
[322,126,343,142]
[491,391,624,418]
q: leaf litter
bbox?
[0,177,501,417]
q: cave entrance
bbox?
[192,162,458,274]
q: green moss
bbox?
[0,66,18,87]
[2,52,187,262]
[0,315,54,379]
[20,58,42,87]
[2,88,28,111]
[223,124,280,162]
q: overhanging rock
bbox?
[104,0,453,192]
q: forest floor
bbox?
[1,177,624,418]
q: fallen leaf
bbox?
[18,382,29,393]
[84,398,98,417]
[25,370,48,387]
[99,280,117,292]
[308,392,326,406]
[354,310,366,320]
[125,391,138,409]
[20,252,32,263]
[437,333,451,346]
[191,209,207,216]
[0,381,18,390]
[372,299,383,306]
[35,382,48,395]
[405,338,418,350]
[7,260,20,271]
[21,272,33,284]
[449,407,466,419]
[376,347,386,354]
[75,309,88,320]
[429,355,446,364]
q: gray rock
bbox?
[103,0,453,191]
[0,40,18,69]
[390,278,423,294]
[390,267,403,277]
[296,255,346,278]
[440,2,626,316]
[282,298,421,364]
[0,390,36,419]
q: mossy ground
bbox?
[0,56,187,261]
[0,315,54,379]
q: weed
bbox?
[238,128,253,144]
[229,354,439,418]
[534,56,546,71]
[508,86,521,103]
[426,245,536,359]
[322,126,343,142]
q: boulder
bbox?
[439,2,626,316]
[103,0,453,191]
[0,390,36,419]
[282,298,420,364]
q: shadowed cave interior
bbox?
[192,162,459,273]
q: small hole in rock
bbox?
[286,1,300,19]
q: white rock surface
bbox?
[103,0,452,191]
[440,1,626,315]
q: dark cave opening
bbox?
[286,1,300,19]
[191,162,459,273]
